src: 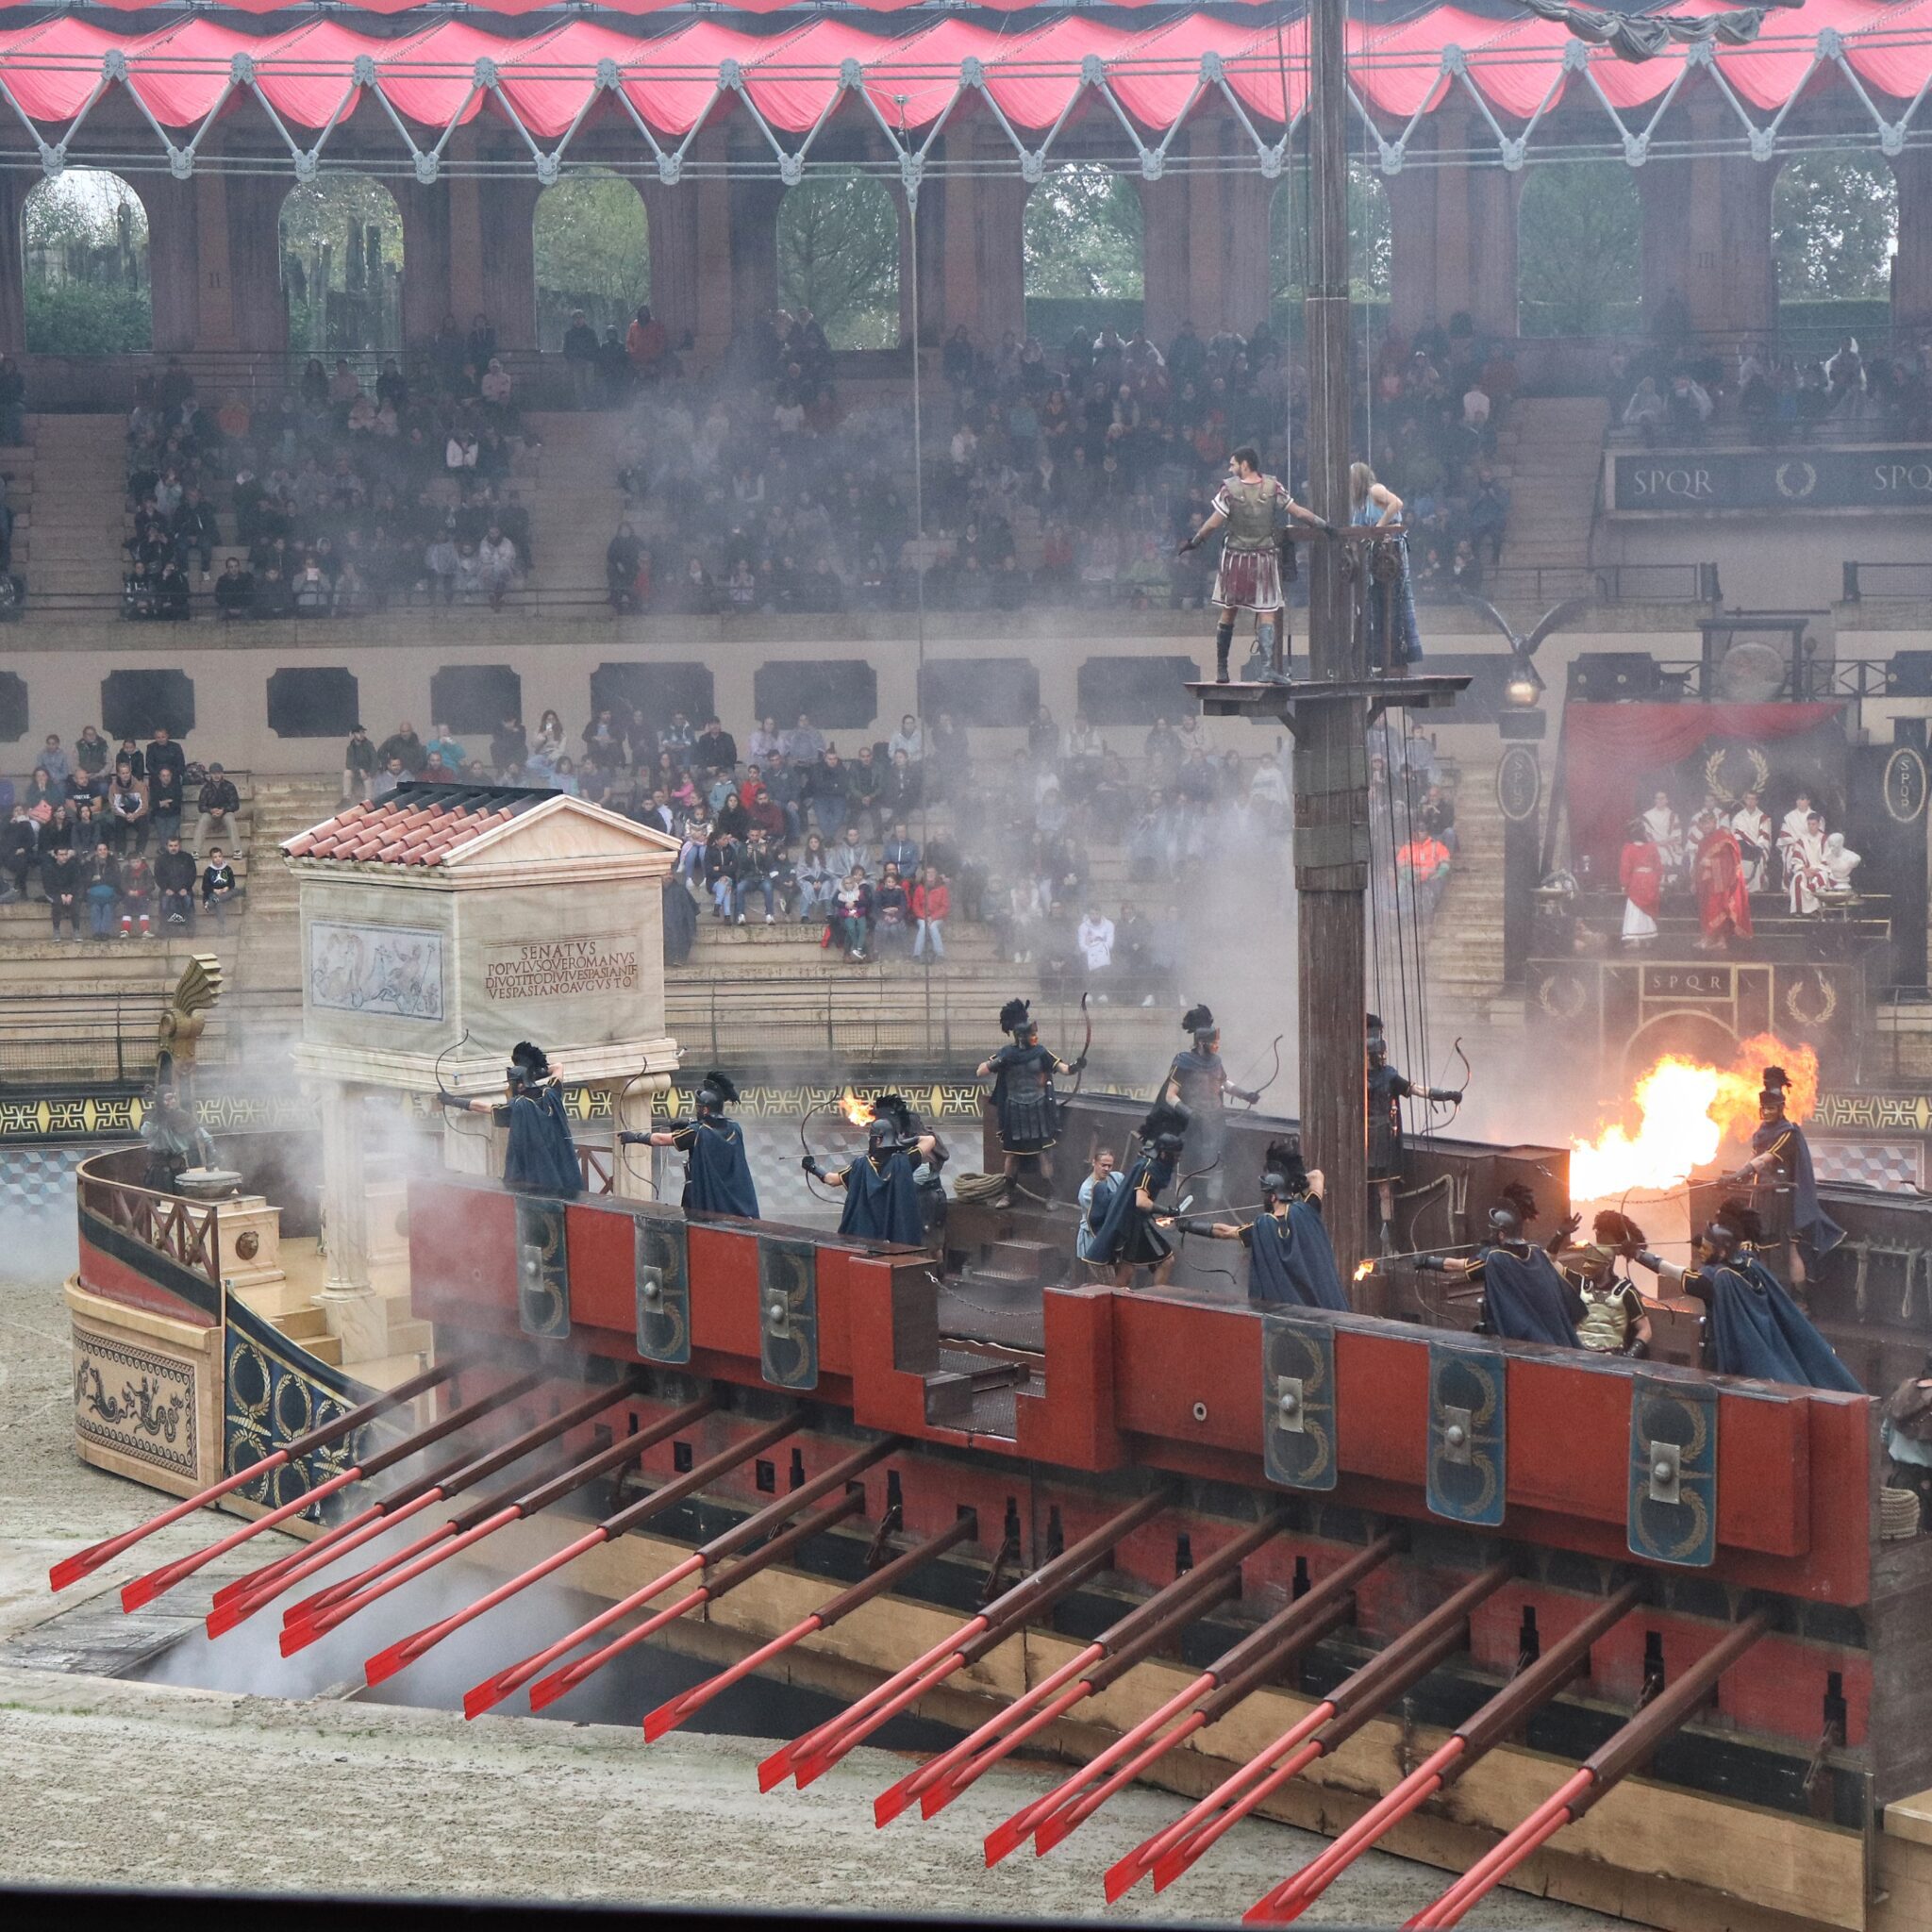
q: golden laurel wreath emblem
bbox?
[1784,969,1839,1029]
[1537,972,1590,1022]
[1702,743,1771,806]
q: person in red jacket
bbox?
[1692,808,1753,953]
[1620,817,1663,948]
[911,864,951,960]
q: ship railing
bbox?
[76,1150,222,1290]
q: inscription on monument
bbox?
[483,935,639,1002]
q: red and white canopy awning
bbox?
[0,1,1926,181]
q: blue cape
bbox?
[1480,1245,1581,1348]
[837,1150,924,1245]
[1751,1118,1844,1255]
[503,1086,582,1197]
[1091,1152,1175,1268]
[1706,1257,1862,1391]
[681,1117,760,1219]
[1244,1202,1350,1310]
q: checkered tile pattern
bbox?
[1813,1140,1924,1190]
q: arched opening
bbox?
[22,170,150,353]
[1024,162,1145,346]
[278,177,403,354]
[775,168,901,350]
[1267,159,1390,334]
[1774,154,1898,344]
[534,171,649,351]
[1515,159,1641,338]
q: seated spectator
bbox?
[373,755,408,799]
[378,722,426,774]
[200,845,241,929]
[82,839,120,940]
[829,868,873,960]
[911,864,949,960]
[792,834,837,924]
[73,725,109,796]
[41,837,80,940]
[741,829,782,924]
[1076,902,1116,993]
[873,863,911,954]
[607,523,645,611]
[882,822,920,876]
[1,802,36,901]
[878,748,921,821]
[705,828,748,922]
[419,751,458,784]
[114,851,154,936]
[147,759,184,846]
[1396,826,1452,925]
[214,557,255,619]
[341,724,375,804]
[155,834,197,929]
[196,763,241,854]
[425,723,466,771]
[478,524,519,608]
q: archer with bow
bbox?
[1169,1140,1350,1310]
[441,1040,582,1198]
[617,1069,759,1219]
[1366,1012,1464,1256]
[1161,1005,1273,1208]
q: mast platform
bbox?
[1188,673,1472,727]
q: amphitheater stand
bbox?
[24,414,125,604]
[1493,395,1609,600]
[520,409,630,602]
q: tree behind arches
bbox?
[1774,155,1897,301]
[777,169,900,350]
[23,171,150,353]
[279,177,403,354]
[535,174,649,349]
[1516,160,1640,338]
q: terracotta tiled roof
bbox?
[282,784,557,867]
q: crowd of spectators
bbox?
[347,694,1344,1000]
[1,724,243,938]
[600,307,1515,617]
[122,322,539,621]
[1609,300,1932,443]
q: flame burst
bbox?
[1352,1260,1374,1283]
[1569,1036,1817,1203]
[839,1089,875,1127]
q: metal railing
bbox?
[1418,563,1715,607]
[76,1152,221,1290]
[1842,563,1932,605]
[1646,657,1899,704]
[0,991,166,1090]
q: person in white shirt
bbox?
[1789,811,1830,913]
[1730,790,1774,892]
[1462,385,1491,431]
[477,527,519,606]
[1641,789,1684,881]
[1077,905,1115,996]
[888,714,924,763]
[1779,791,1818,886]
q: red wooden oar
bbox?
[49,1354,469,1592]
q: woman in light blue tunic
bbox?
[1351,460,1423,666]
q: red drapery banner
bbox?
[1562,702,1845,880]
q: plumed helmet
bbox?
[696,1070,740,1114]
[1592,1208,1646,1249]
[999,997,1035,1039]
[1181,1004,1217,1040]
[872,1091,918,1136]
[1759,1064,1789,1110]
[510,1040,550,1078]
[1140,1099,1191,1156]
[1262,1138,1308,1199]
[1705,1197,1763,1255]
[1489,1180,1538,1240]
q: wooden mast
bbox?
[1295,0,1370,1267]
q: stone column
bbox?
[691,127,736,367]
[641,177,701,351]
[1893,149,1932,334]
[1140,168,1190,345]
[0,172,25,354]
[1467,161,1521,338]
[317,1081,384,1360]
[224,172,289,358]
[1717,154,1775,343]
[139,177,201,353]
[476,175,541,352]
[399,178,454,351]
[1386,155,1440,339]
[1639,154,1694,330]
[728,173,784,353]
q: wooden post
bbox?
[1295,0,1369,1271]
